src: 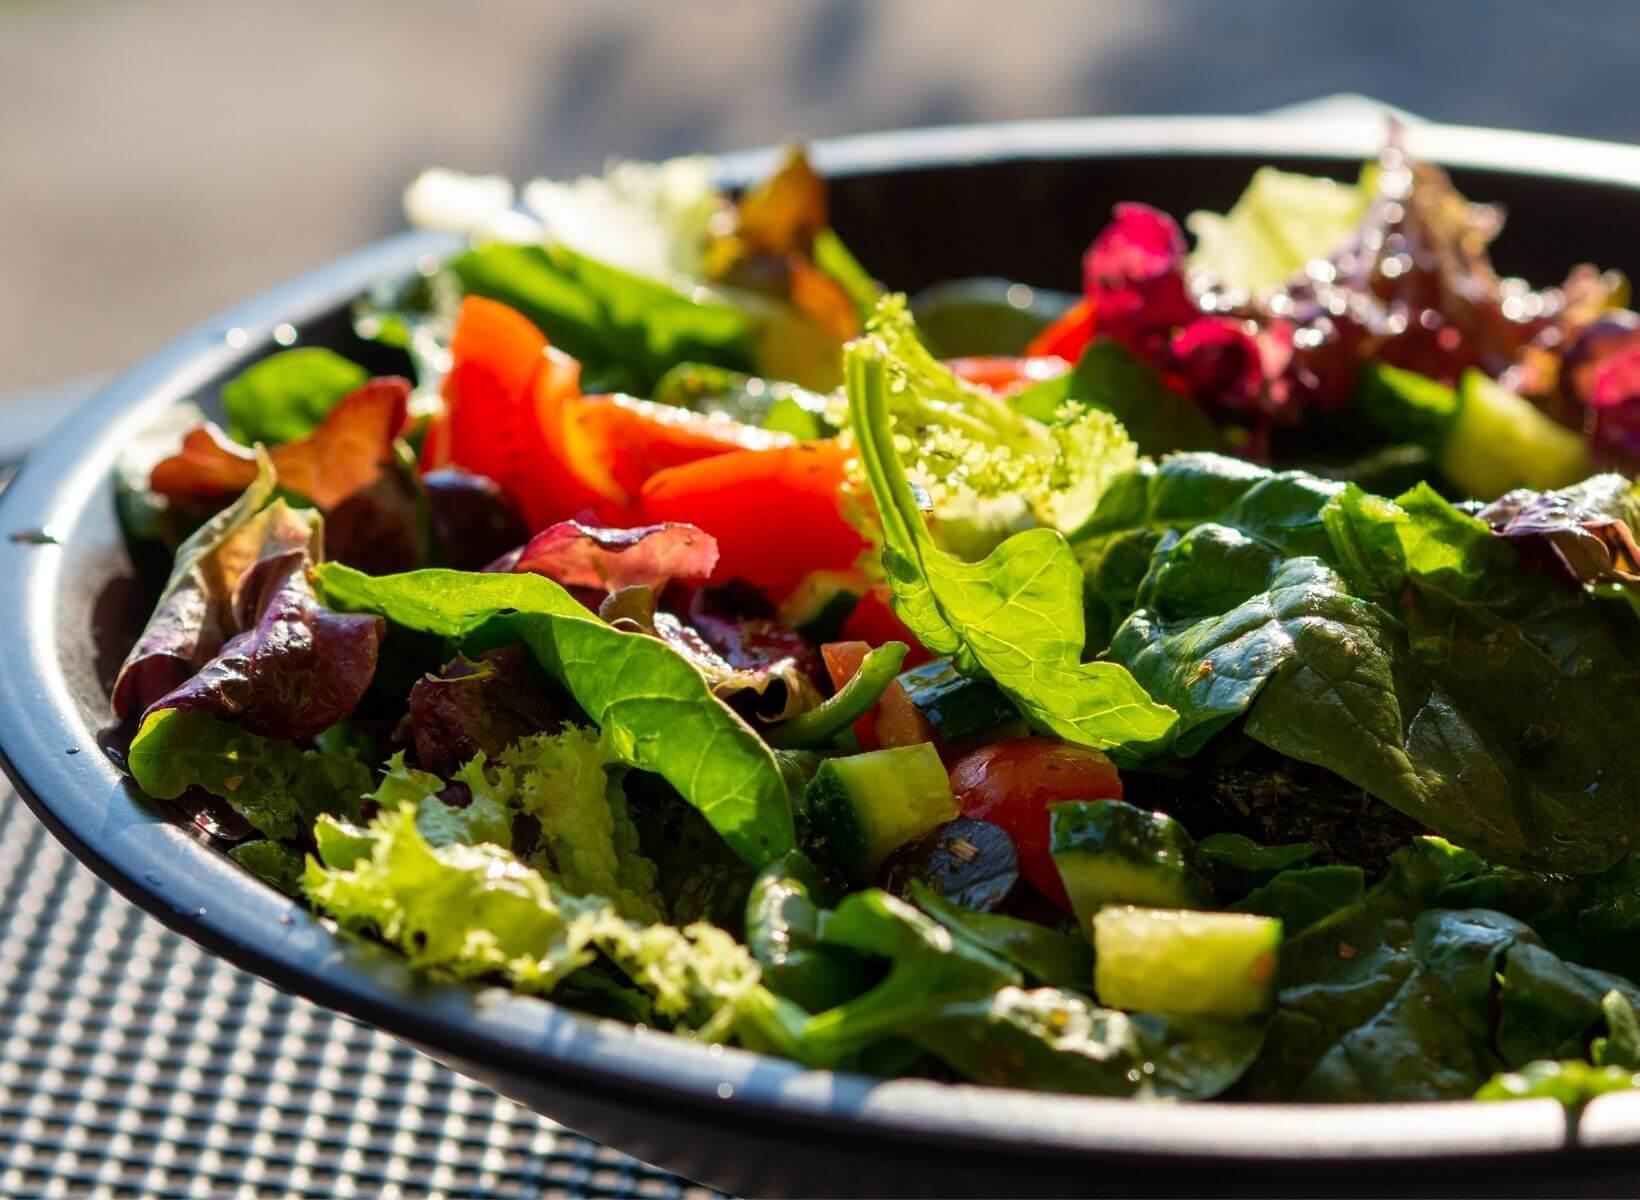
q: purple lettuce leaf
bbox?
[422,467,529,571]
[1477,474,1640,589]
[490,519,719,594]
[145,503,385,739]
[112,450,280,718]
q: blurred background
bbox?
[4,0,1639,397]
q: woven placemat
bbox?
[0,786,722,1200]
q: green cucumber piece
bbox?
[1050,800,1213,931]
[777,570,863,644]
[1439,369,1591,500]
[803,744,959,883]
[1350,361,1459,449]
[1093,906,1282,1016]
[896,658,1020,743]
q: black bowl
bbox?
[7,117,1640,1199]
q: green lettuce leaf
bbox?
[221,347,370,445]
[1186,165,1369,293]
[229,840,307,896]
[129,707,373,841]
[304,800,809,1052]
[859,296,1137,536]
[466,728,664,923]
[845,338,1176,760]
[314,565,795,866]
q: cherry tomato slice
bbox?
[641,441,865,588]
[947,737,1123,911]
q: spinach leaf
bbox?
[1198,833,1317,898]
[315,565,795,865]
[1015,338,1220,454]
[129,708,373,841]
[804,890,1262,1098]
[1317,483,1640,873]
[746,852,876,1012]
[1231,866,1364,935]
[650,362,831,440]
[846,340,1177,760]
[907,881,1092,988]
[221,347,369,445]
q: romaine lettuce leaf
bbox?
[314,565,795,866]
[846,338,1177,760]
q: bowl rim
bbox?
[5,112,1639,1167]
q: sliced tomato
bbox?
[838,587,933,668]
[1025,297,1097,361]
[641,441,865,588]
[947,737,1124,911]
[946,355,1071,397]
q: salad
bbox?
[110,138,1640,1106]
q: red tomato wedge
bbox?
[1025,297,1097,361]
[948,737,1124,911]
[641,441,865,588]
[946,355,1071,397]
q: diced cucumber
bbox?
[1351,361,1459,449]
[1439,370,1592,501]
[1093,906,1282,1016]
[777,570,863,644]
[803,743,959,883]
[1050,800,1213,931]
[896,658,1021,743]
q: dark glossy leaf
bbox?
[1231,866,1365,935]
[221,347,370,445]
[406,645,567,777]
[746,852,876,1013]
[907,881,1091,988]
[650,362,831,440]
